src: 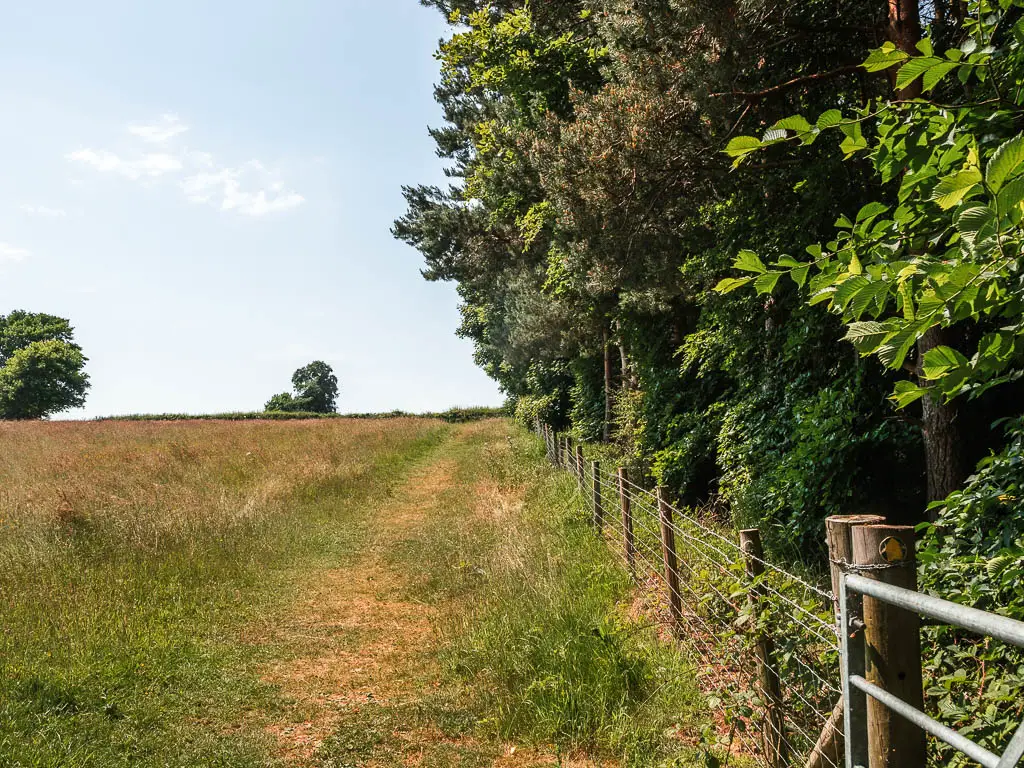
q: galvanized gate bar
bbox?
[843,572,1024,768]
[996,722,1024,768]
[846,574,1024,649]
[849,675,1001,768]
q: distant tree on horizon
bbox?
[265,360,338,414]
[0,310,90,419]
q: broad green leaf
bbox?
[896,57,943,90]
[856,202,889,223]
[835,275,870,311]
[916,38,934,56]
[840,123,868,157]
[891,380,929,408]
[922,61,959,92]
[734,250,767,274]
[848,252,864,275]
[773,115,813,133]
[955,205,997,249]
[986,134,1024,192]
[863,44,909,72]
[996,176,1024,224]
[753,272,782,295]
[850,281,889,319]
[725,135,762,158]
[921,345,969,380]
[791,265,810,289]
[817,109,843,129]
[715,277,753,294]
[843,321,895,353]
[809,287,837,306]
[877,321,927,369]
[776,255,802,267]
[931,168,983,209]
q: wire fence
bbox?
[537,424,843,768]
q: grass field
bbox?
[0,418,712,767]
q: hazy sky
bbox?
[0,0,503,417]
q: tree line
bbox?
[396,0,1024,559]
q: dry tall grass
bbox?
[0,417,448,767]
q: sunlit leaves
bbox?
[985,135,1024,192]
[734,250,767,274]
[931,168,983,209]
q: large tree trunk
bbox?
[917,329,968,506]
[603,326,613,443]
[887,1,966,505]
[889,0,923,96]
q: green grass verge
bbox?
[322,424,716,767]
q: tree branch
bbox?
[710,64,864,102]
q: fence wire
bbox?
[539,424,844,768]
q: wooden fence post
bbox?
[803,515,886,768]
[618,467,635,576]
[575,445,584,487]
[852,525,926,768]
[657,487,683,633]
[591,461,604,531]
[740,529,789,768]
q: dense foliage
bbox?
[0,310,89,419]
[264,360,339,414]
[399,0,1024,757]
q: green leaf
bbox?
[840,122,868,158]
[915,38,934,57]
[922,61,959,92]
[773,115,812,133]
[734,250,767,274]
[891,380,929,408]
[843,321,894,353]
[715,277,753,294]
[863,44,909,72]
[850,281,888,319]
[856,202,889,222]
[986,135,1024,192]
[921,345,969,380]
[817,109,843,129]
[877,321,926,369]
[899,281,916,320]
[835,276,870,311]
[753,272,782,295]
[996,176,1024,224]
[895,56,945,90]
[725,135,762,158]
[791,265,810,289]
[931,168,983,209]
[955,205,997,248]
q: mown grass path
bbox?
[258,419,604,767]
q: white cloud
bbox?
[66,148,183,180]
[20,204,67,217]
[66,116,305,217]
[0,243,30,262]
[181,160,305,217]
[128,113,189,144]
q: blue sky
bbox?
[0,0,503,417]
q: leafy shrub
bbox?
[918,418,1024,764]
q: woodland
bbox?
[396,0,1024,568]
